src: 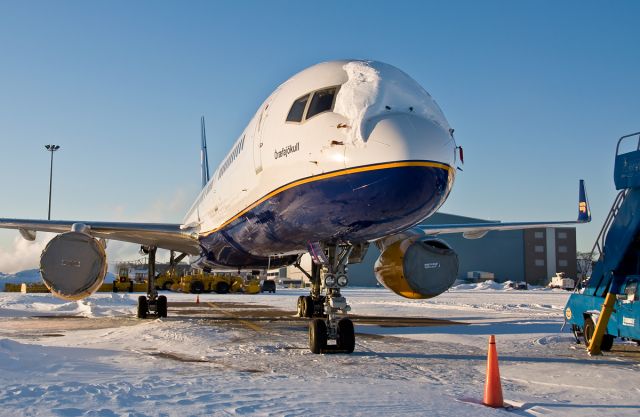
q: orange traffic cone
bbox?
[196,295,200,304]
[483,335,504,408]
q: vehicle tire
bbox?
[309,319,327,354]
[128,281,134,292]
[112,282,118,293]
[303,296,314,318]
[137,296,148,319]
[337,318,356,353]
[583,316,595,345]
[601,334,614,352]
[215,281,230,294]
[190,280,205,294]
[162,281,173,291]
[571,324,582,344]
[157,295,168,318]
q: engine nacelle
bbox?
[40,231,107,300]
[374,237,459,299]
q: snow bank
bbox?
[452,280,507,291]
[0,293,136,317]
[451,280,548,291]
[333,61,450,146]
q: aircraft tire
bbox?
[337,318,355,353]
[157,295,168,318]
[309,319,327,354]
[137,296,148,319]
[296,296,304,316]
[303,296,314,318]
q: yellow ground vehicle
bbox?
[154,270,261,294]
[112,267,135,293]
[178,273,242,294]
[112,267,146,293]
[243,276,261,294]
[155,271,181,291]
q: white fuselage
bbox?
[183,60,457,268]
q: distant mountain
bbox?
[0,269,42,284]
[1,269,116,286]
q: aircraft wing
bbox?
[420,180,591,238]
[0,218,201,255]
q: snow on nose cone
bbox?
[334,60,452,149]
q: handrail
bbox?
[615,131,640,157]
[589,189,628,262]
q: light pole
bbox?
[45,144,60,220]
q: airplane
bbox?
[0,60,591,354]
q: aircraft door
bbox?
[253,103,269,174]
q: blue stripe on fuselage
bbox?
[197,163,451,268]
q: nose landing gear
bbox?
[299,244,356,354]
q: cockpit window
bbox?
[306,87,338,120]
[286,94,309,123]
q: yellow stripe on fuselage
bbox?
[200,161,452,237]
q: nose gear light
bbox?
[337,274,349,287]
[324,274,337,288]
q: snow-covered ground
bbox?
[0,285,639,416]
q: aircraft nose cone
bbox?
[363,113,456,166]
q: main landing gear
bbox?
[296,244,356,354]
[136,245,167,319]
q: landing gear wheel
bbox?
[215,281,230,294]
[157,295,168,318]
[137,296,148,319]
[337,318,356,353]
[309,319,327,354]
[296,296,304,316]
[601,334,614,352]
[302,296,314,318]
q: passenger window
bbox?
[286,94,309,123]
[306,87,337,120]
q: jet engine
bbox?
[374,236,459,299]
[40,231,108,300]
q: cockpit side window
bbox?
[306,87,338,120]
[286,94,309,123]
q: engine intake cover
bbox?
[374,237,458,299]
[40,231,107,300]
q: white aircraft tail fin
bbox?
[201,116,210,188]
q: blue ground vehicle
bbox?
[564,132,640,354]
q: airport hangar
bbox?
[283,213,577,287]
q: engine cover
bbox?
[374,237,459,299]
[40,231,107,300]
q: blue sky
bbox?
[0,1,639,270]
